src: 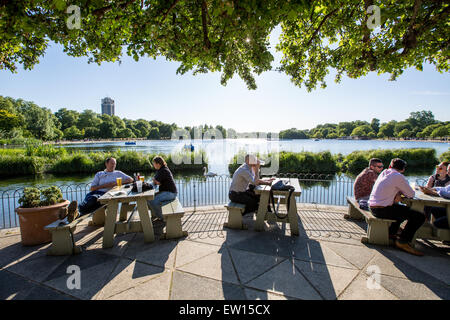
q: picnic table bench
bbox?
[344,196,396,245]
[223,202,247,230]
[45,205,107,256]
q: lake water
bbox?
[1,138,448,189]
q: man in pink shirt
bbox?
[369,158,425,256]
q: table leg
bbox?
[136,198,155,243]
[287,196,299,236]
[255,192,270,232]
[103,200,119,249]
[119,202,135,221]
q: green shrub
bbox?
[18,186,64,208]
[0,155,45,176]
[41,186,64,206]
[341,148,438,175]
[49,153,96,173]
[228,151,338,175]
[25,144,67,158]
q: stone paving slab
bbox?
[338,273,399,300]
[105,271,173,300]
[245,259,323,300]
[380,247,450,285]
[1,205,449,300]
[95,258,167,299]
[174,240,220,268]
[228,248,286,284]
[43,250,120,300]
[294,260,360,300]
[170,271,246,300]
[244,288,299,300]
[123,234,178,269]
[177,246,239,285]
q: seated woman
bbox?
[426,161,450,188]
[423,162,450,228]
[147,156,177,224]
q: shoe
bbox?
[67,201,79,223]
[395,240,424,256]
[152,219,166,228]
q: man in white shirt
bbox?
[62,157,133,222]
[369,158,425,256]
[229,154,275,214]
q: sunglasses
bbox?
[375,165,384,168]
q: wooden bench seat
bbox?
[160,198,187,239]
[344,196,396,245]
[223,202,247,230]
[45,205,107,256]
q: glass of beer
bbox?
[139,176,145,182]
[116,177,122,187]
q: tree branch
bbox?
[305,8,339,47]
[92,0,136,19]
[400,0,422,55]
[201,0,211,49]
[161,0,180,22]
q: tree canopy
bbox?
[1,1,448,90]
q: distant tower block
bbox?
[101,97,115,116]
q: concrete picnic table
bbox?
[254,178,302,236]
[98,186,155,248]
[401,186,450,242]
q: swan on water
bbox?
[203,167,217,177]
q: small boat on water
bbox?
[125,141,136,145]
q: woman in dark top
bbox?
[147,156,177,222]
[426,162,450,188]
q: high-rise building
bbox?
[101,97,115,116]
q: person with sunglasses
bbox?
[353,158,384,210]
[420,163,450,231]
[426,161,450,188]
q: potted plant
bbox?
[15,186,69,246]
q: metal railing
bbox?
[0,173,355,229]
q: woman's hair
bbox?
[152,156,167,167]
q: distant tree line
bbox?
[279,111,449,140]
[0,96,229,142]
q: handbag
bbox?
[269,180,295,219]
[131,181,154,192]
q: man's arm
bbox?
[397,175,415,199]
[90,182,116,192]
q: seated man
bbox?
[368,158,425,256]
[229,154,275,214]
[62,157,133,222]
[353,158,384,210]
[420,165,450,230]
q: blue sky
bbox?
[0,27,448,133]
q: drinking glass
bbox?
[136,180,143,193]
[116,177,122,187]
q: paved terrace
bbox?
[1,204,449,300]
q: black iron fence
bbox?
[1,173,356,229]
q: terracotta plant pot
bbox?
[15,200,70,246]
